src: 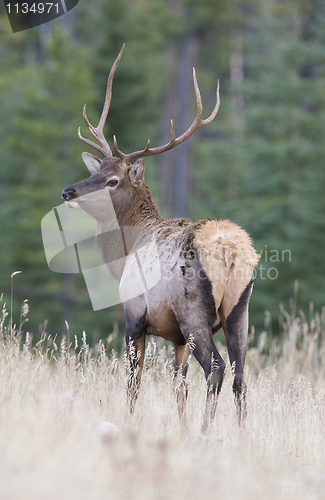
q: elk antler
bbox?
[114,68,220,164]
[78,44,125,158]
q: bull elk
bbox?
[62,45,259,433]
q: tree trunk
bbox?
[159,46,178,217]
[174,28,198,218]
[158,3,198,219]
[229,29,245,203]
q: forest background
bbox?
[0,0,324,348]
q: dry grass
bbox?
[1,299,325,500]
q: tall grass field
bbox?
[0,294,324,499]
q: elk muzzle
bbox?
[62,187,76,201]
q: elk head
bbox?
[62,43,220,226]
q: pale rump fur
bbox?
[194,219,260,319]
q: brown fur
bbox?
[60,46,263,431]
[63,163,260,431]
[63,129,260,433]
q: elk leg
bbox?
[222,281,253,424]
[125,328,145,414]
[173,344,190,431]
[223,324,247,424]
[188,331,226,434]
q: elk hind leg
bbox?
[222,281,254,424]
[189,331,226,434]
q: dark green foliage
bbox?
[0,0,325,344]
[192,0,325,331]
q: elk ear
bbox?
[129,158,145,187]
[82,152,102,174]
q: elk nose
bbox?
[62,188,76,201]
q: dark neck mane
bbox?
[115,183,162,228]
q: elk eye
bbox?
[106,179,118,187]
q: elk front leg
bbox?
[173,343,190,432]
[125,329,145,414]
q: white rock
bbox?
[95,421,120,437]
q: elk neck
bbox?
[112,182,163,230]
[96,182,163,280]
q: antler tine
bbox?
[97,44,125,132]
[79,44,125,158]
[114,68,220,164]
[201,79,220,126]
[114,136,151,162]
[170,119,175,142]
[78,127,108,157]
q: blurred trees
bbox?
[0,0,324,342]
[192,0,325,328]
